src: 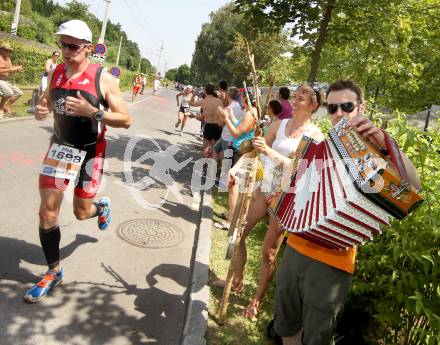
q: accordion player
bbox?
[269,116,423,250]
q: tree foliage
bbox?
[226,30,291,85]
[234,0,338,83]
[191,3,290,87]
[165,68,177,82]
[191,3,243,85]
[234,0,440,113]
[317,0,440,113]
[174,64,191,84]
[0,0,153,72]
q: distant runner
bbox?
[132,73,142,101]
[153,77,160,95]
[175,85,193,136]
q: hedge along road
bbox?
[0,87,208,345]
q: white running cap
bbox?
[55,19,92,43]
[186,85,193,90]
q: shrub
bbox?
[9,42,50,85]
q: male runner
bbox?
[24,19,131,303]
[190,83,223,157]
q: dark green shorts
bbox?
[274,246,352,345]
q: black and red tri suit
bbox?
[39,63,108,198]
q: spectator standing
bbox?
[0,41,23,118]
[140,74,147,95]
[40,51,59,93]
[153,77,160,95]
[278,86,292,120]
[218,80,229,107]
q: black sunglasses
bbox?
[57,41,87,52]
[327,102,357,114]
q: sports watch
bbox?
[94,109,105,121]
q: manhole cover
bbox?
[117,219,183,248]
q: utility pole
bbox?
[98,0,111,44]
[115,36,122,66]
[137,59,141,73]
[10,0,22,36]
[156,41,164,75]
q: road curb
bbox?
[0,115,33,124]
[181,188,212,345]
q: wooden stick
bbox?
[262,76,275,116]
[218,151,259,325]
[242,81,253,111]
[218,40,263,325]
[245,39,261,122]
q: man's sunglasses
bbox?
[327,102,357,114]
[57,41,88,52]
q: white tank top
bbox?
[260,119,322,194]
[180,94,190,108]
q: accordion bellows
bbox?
[270,118,423,250]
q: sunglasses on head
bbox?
[57,41,87,52]
[327,102,357,114]
[312,86,321,104]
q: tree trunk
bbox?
[307,0,335,84]
[359,37,372,82]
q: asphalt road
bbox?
[0,87,206,345]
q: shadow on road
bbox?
[0,234,98,283]
[0,259,208,345]
[104,133,203,200]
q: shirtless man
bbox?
[190,82,223,157]
[0,42,23,117]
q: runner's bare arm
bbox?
[189,92,202,107]
[190,112,204,121]
[176,92,183,106]
[98,72,132,128]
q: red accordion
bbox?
[269,118,423,250]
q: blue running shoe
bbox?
[98,197,111,230]
[24,268,64,303]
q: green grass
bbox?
[207,189,286,345]
[6,89,34,118]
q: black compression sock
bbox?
[39,225,61,269]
